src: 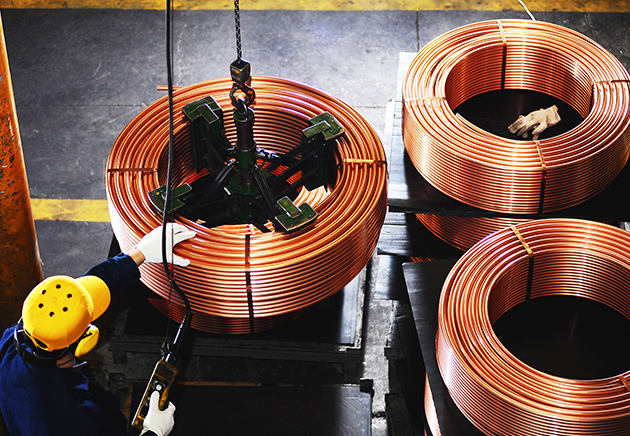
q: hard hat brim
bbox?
[76,275,111,321]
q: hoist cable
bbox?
[516,0,536,21]
[106,76,387,334]
[403,20,630,215]
[161,0,191,357]
[436,218,630,435]
[163,0,175,282]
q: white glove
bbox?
[508,105,561,140]
[140,391,176,436]
[135,223,196,267]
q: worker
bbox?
[0,223,196,436]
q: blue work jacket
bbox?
[0,253,142,436]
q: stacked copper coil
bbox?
[403,20,630,216]
[106,76,387,334]
[436,219,630,435]
[423,373,440,436]
[415,214,528,251]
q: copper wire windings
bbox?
[106,76,388,334]
[424,373,440,436]
[416,214,528,251]
[403,20,630,215]
[436,219,630,435]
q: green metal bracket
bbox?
[301,112,345,190]
[148,183,193,213]
[182,96,232,175]
[303,112,345,141]
[275,196,318,232]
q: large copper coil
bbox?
[416,214,528,251]
[436,218,630,435]
[424,373,441,436]
[106,76,387,334]
[403,20,630,214]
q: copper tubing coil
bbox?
[403,20,630,215]
[106,76,388,334]
[424,373,441,436]
[436,218,630,435]
[409,256,437,262]
[416,214,528,251]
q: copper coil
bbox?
[403,20,630,214]
[424,373,441,436]
[416,214,528,251]
[409,256,437,262]
[436,218,630,435]
[106,76,388,334]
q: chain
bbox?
[230,0,255,111]
[234,0,242,59]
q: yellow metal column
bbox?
[0,13,43,331]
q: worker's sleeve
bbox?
[82,253,141,296]
[0,326,129,436]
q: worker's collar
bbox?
[71,360,88,370]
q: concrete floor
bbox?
[2,6,630,435]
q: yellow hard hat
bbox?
[22,275,110,352]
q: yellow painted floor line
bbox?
[31,198,110,222]
[3,0,630,12]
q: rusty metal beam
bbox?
[0,13,43,331]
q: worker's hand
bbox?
[140,391,176,436]
[135,223,196,267]
[508,105,561,140]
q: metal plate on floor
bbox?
[108,270,366,370]
[402,260,481,436]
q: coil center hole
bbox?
[453,89,583,140]
[492,295,630,380]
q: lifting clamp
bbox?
[148,58,345,233]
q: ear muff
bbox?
[13,320,69,368]
[74,324,99,357]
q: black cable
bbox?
[162,0,174,279]
[162,0,191,362]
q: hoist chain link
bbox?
[234,0,242,60]
[230,0,255,113]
